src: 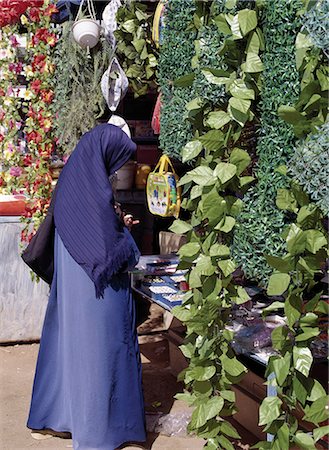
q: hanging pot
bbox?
[72,0,101,48]
[72,18,101,48]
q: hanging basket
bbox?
[72,0,101,49]
[72,19,101,48]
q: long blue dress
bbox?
[27,230,146,450]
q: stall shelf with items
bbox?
[131,257,328,445]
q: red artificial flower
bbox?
[0,0,43,27]
[27,106,37,119]
[0,88,5,97]
[44,4,58,17]
[9,36,19,48]
[26,130,42,144]
[0,177,4,187]
[29,7,41,22]
[0,134,4,143]
[31,79,42,94]
[31,54,46,72]
[40,89,54,103]
[22,154,33,166]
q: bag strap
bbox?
[153,154,176,175]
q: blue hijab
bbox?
[54,123,137,298]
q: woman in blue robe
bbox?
[25,124,146,450]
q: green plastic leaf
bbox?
[229,80,255,100]
[293,373,312,407]
[190,185,203,200]
[214,162,237,184]
[278,106,306,125]
[214,15,231,36]
[229,97,251,114]
[235,286,250,305]
[189,267,202,288]
[169,220,192,234]
[205,396,225,420]
[244,52,263,73]
[294,432,315,449]
[265,255,293,273]
[287,224,306,255]
[293,347,313,377]
[263,301,285,314]
[247,30,260,54]
[313,425,329,443]
[259,396,282,426]
[179,166,215,186]
[271,326,290,352]
[182,140,203,163]
[239,176,255,188]
[172,306,191,322]
[220,421,241,439]
[303,395,329,425]
[196,255,215,276]
[215,216,236,233]
[218,435,235,450]
[272,353,291,386]
[202,191,226,224]
[205,111,231,130]
[295,328,320,342]
[223,356,247,379]
[186,97,203,112]
[307,380,327,402]
[209,244,230,258]
[202,69,231,86]
[218,259,236,277]
[304,230,327,254]
[238,9,257,36]
[178,242,201,258]
[173,73,195,87]
[229,148,251,175]
[185,365,216,383]
[199,130,225,152]
[296,32,313,49]
[285,294,302,328]
[277,423,289,450]
[267,273,290,296]
[230,14,242,39]
[276,189,298,212]
[194,380,212,397]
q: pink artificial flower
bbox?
[9,166,23,177]
[9,36,19,48]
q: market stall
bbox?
[0,0,328,448]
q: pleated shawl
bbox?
[54,123,137,298]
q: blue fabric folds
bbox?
[27,231,146,450]
[54,123,137,298]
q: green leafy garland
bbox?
[256,181,329,449]
[233,0,302,285]
[169,2,264,447]
[53,22,113,157]
[115,1,157,97]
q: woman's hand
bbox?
[123,214,140,230]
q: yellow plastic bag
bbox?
[146,155,181,218]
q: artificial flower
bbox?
[9,166,23,177]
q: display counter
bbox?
[131,256,328,443]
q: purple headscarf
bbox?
[54,123,137,298]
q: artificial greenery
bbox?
[256,180,329,449]
[115,1,157,97]
[53,22,113,156]
[278,2,328,139]
[158,0,196,160]
[302,0,329,56]
[289,121,329,216]
[233,0,302,285]
[168,2,264,447]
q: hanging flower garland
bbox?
[20,0,58,240]
[0,0,58,241]
[0,26,25,194]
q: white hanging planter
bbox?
[72,0,101,49]
[72,19,101,48]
